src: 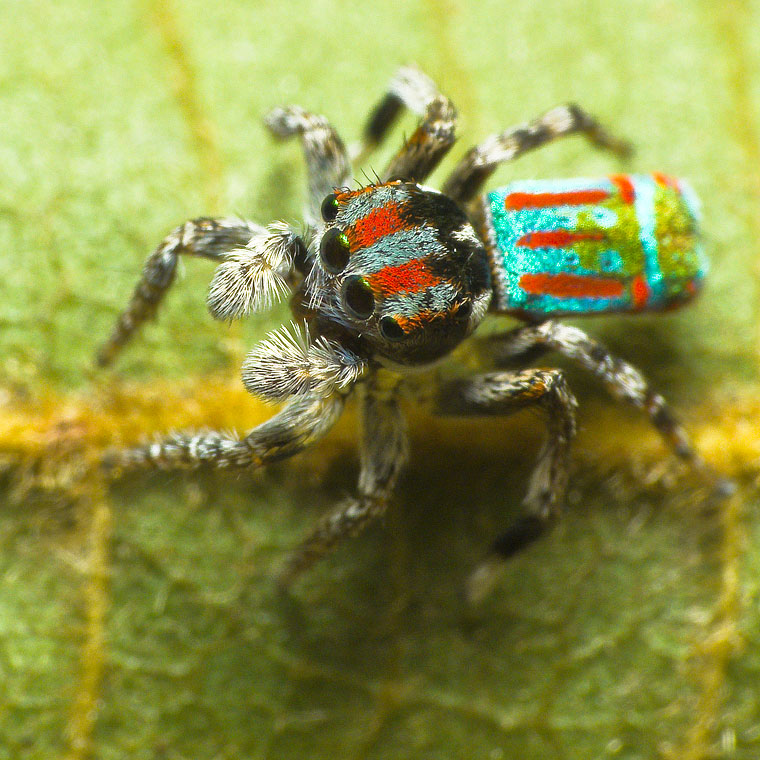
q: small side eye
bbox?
[379,316,405,341]
[320,193,339,222]
[320,227,351,273]
[341,276,375,319]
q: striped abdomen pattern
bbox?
[481,174,706,317]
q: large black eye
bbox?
[341,276,375,319]
[379,315,405,341]
[320,193,339,222]
[320,227,350,273]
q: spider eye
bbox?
[320,193,340,222]
[379,316,405,341]
[341,276,375,319]
[320,227,350,273]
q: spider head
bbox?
[308,182,492,366]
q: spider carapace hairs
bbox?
[97,66,726,600]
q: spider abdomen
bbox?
[481,174,706,317]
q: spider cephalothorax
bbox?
[98,66,727,601]
[306,181,492,366]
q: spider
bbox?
[97,66,724,600]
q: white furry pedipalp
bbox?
[206,221,295,320]
[241,321,367,402]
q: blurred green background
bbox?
[1,0,759,757]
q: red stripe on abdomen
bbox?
[652,172,680,191]
[368,257,439,297]
[519,272,624,299]
[609,174,635,204]
[504,189,609,210]
[517,230,606,248]
[631,274,650,309]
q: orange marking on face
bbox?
[335,180,402,204]
[393,309,441,333]
[519,272,625,299]
[367,257,440,297]
[346,203,412,249]
[392,314,414,333]
[335,187,374,203]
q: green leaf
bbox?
[1,0,759,757]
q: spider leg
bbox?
[278,375,408,587]
[436,369,577,602]
[350,65,445,164]
[481,321,732,493]
[442,104,632,205]
[102,393,344,473]
[381,94,457,184]
[264,106,351,225]
[97,218,302,366]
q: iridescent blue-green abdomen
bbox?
[480,174,706,317]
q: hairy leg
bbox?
[278,376,409,586]
[97,218,302,366]
[102,393,344,473]
[436,368,577,601]
[481,321,732,493]
[266,67,455,204]
[264,106,351,224]
[442,104,632,205]
[381,95,457,184]
[351,65,445,163]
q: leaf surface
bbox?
[1,0,759,757]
